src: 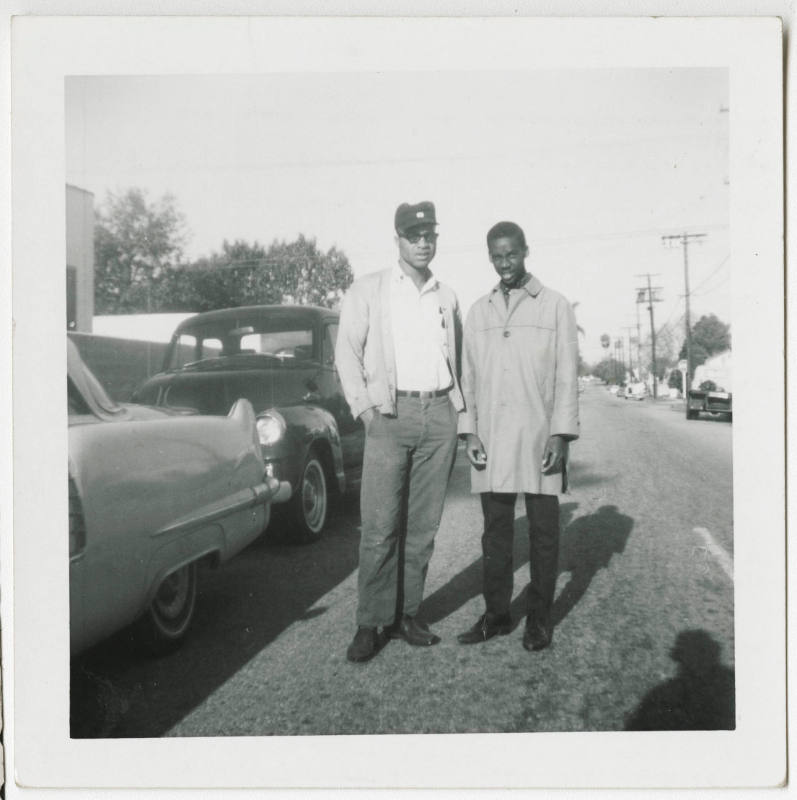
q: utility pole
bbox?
[662,232,706,390]
[635,275,663,398]
[621,326,636,379]
[615,338,625,381]
[612,339,619,383]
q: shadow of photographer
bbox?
[625,629,735,730]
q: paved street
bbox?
[71,384,734,737]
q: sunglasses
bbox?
[401,230,438,244]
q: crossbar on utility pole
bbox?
[662,233,706,389]
[635,274,663,399]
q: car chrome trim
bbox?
[272,481,293,504]
[153,482,278,538]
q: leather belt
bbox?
[396,387,451,399]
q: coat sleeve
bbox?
[550,298,580,439]
[457,306,479,436]
[335,282,374,420]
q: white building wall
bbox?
[66,184,94,332]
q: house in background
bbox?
[66,184,94,332]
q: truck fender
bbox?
[278,404,346,495]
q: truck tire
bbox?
[289,449,329,542]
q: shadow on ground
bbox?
[422,502,634,631]
[625,629,735,730]
[70,494,362,738]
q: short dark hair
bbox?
[486,221,527,250]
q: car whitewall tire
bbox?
[291,451,328,542]
[137,562,198,653]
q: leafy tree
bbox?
[250,235,353,308]
[678,314,731,367]
[94,188,187,313]
[94,187,354,314]
[590,358,625,384]
[156,236,354,312]
[154,240,270,311]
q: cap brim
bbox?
[397,222,438,235]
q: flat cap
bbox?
[395,201,437,235]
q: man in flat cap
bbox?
[336,201,464,662]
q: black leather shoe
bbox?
[346,626,384,662]
[522,616,552,652]
[457,613,512,645]
[388,615,441,646]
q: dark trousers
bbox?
[480,492,560,623]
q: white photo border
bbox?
[9,14,785,791]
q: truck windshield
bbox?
[167,320,315,370]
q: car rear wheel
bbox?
[137,562,198,654]
[290,451,328,542]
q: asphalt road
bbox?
[71,384,734,738]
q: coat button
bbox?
[503,330,511,338]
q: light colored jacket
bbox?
[336,268,465,419]
[458,275,580,495]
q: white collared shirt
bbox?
[389,264,452,391]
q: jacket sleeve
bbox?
[550,298,580,439]
[335,282,374,420]
[457,306,479,436]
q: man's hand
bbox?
[541,435,569,474]
[464,433,488,469]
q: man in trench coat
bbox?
[457,220,579,651]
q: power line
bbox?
[663,232,707,388]
[692,273,731,298]
[656,298,684,334]
[690,254,730,294]
[532,224,727,249]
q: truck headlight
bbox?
[256,411,287,446]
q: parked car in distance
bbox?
[624,381,647,401]
[68,338,279,656]
[686,350,732,421]
[132,305,365,541]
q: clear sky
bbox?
[66,69,729,364]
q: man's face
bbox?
[489,235,528,287]
[397,226,438,271]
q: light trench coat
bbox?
[458,275,580,495]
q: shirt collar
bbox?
[490,273,543,301]
[393,262,438,293]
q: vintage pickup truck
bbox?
[132,305,365,541]
[686,350,732,421]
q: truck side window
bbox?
[322,324,339,366]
